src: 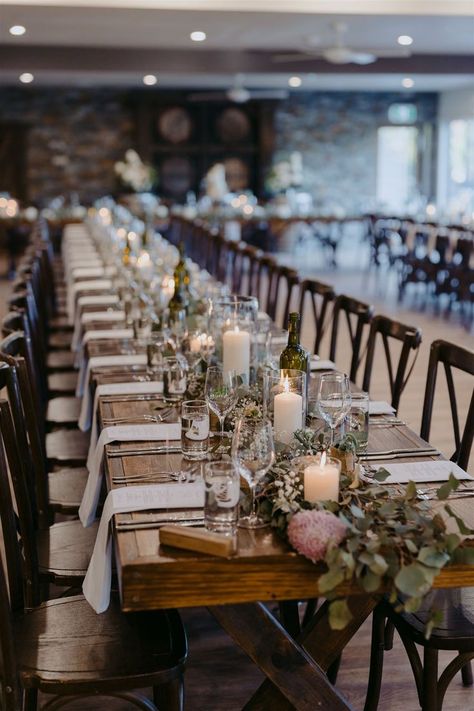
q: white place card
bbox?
[378,460,473,485]
[369,401,396,415]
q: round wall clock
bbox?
[158,107,193,144]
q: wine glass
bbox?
[316,372,352,445]
[231,417,275,529]
[204,366,238,453]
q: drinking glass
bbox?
[316,372,352,445]
[204,366,238,453]
[163,355,188,399]
[204,461,240,535]
[231,417,275,529]
[346,390,369,453]
[181,399,210,460]
[182,329,215,371]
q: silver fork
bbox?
[102,408,174,425]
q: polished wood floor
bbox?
[1,246,473,710]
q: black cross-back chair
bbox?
[329,295,374,383]
[365,339,474,711]
[362,315,422,412]
[268,265,300,329]
[0,371,187,710]
[298,279,336,355]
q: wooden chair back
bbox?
[298,279,336,355]
[0,334,49,525]
[362,315,422,412]
[269,266,300,329]
[329,295,374,383]
[254,256,278,314]
[421,339,474,470]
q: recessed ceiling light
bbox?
[402,77,414,88]
[143,74,157,86]
[397,35,413,46]
[190,30,206,42]
[19,72,34,84]
[288,76,302,88]
[9,25,26,36]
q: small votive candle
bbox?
[222,325,250,383]
[304,452,341,503]
[273,376,303,444]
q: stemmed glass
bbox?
[316,372,352,445]
[204,366,238,453]
[231,417,275,529]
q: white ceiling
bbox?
[0,1,473,90]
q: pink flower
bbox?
[287,509,347,563]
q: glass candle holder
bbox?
[292,453,341,503]
[208,296,257,383]
[262,368,306,445]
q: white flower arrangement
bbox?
[114,149,155,193]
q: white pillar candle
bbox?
[273,384,303,444]
[304,454,340,503]
[223,327,250,383]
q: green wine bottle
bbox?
[168,242,190,318]
[279,313,309,374]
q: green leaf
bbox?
[405,481,417,500]
[452,547,474,565]
[370,553,389,576]
[361,570,382,593]
[417,546,450,569]
[328,599,353,630]
[436,473,461,500]
[318,569,345,594]
[350,504,364,519]
[405,539,419,554]
[424,608,444,640]
[373,467,391,482]
[444,505,474,536]
[395,563,436,597]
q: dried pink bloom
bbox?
[287,509,347,563]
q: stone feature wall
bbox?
[0,87,437,210]
[273,91,438,213]
[0,88,134,205]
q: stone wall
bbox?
[0,88,134,205]
[0,87,437,210]
[273,91,438,213]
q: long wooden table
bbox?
[86,365,474,711]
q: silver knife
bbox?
[361,450,440,461]
[107,445,182,457]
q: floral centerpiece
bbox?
[261,432,474,632]
[114,149,156,193]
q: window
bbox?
[376,126,419,213]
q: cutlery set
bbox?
[360,447,440,461]
[107,445,182,457]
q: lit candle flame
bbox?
[321,450,327,467]
[282,376,289,393]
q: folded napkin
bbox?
[80,422,181,527]
[311,357,336,371]
[80,378,163,436]
[369,401,396,415]
[377,460,472,485]
[72,309,126,351]
[82,481,204,613]
[67,279,114,322]
[74,328,134,367]
[77,353,148,397]
[71,294,119,351]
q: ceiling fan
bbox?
[273,21,412,66]
[187,75,288,103]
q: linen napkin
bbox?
[74,328,134,367]
[80,422,181,527]
[70,293,119,325]
[375,460,473,485]
[82,481,205,613]
[76,353,148,397]
[310,357,336,371]
[67,278,114,322]
[79,378,163,435]
[72,309,126,351]
[369,401,396,415]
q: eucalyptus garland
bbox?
[261,430,474,634]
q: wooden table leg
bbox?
[208,602,353,711]
[243,595,378,710]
